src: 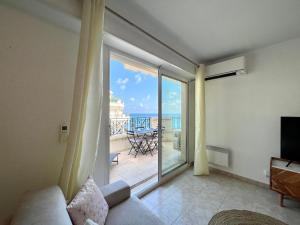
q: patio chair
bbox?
[126,130,145,157]
[144,130,158,156]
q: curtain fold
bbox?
[194,65,209,175]
[59,0,105,200]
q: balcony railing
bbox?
[109,116,181,136]
[109,117,151,136]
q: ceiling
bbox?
[107,0,300,63]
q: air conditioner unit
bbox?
[205,56,246,81]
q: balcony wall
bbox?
[110,134,131,153]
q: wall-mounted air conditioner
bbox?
[206,56,246,81]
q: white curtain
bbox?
[194,65,209,175]
[59,0,105,200]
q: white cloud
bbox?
[140,103,144,107]
[169,91,177,99]
[117,77,129,90]
[117,77,129,85]
[130,97,135,102]
[135,74,142,83]
[141,94,151,102]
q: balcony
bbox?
[109,116,185,187]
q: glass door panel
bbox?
[161,75,187,175]
[109,52,159,189]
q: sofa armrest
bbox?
[100,180,130,208]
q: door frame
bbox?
[103,45,190,195]
[158,68,189,183]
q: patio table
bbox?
[133,128,157,135]
[133,128,158,156]
[127,128,158,157]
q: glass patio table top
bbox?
[130,128,158,135]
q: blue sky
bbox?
[162,77,182,115]
[110,59,181,115]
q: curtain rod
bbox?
[105,6,199,67]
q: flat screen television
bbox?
[281,117,300,164]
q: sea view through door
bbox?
[109,53,159,188]
[108,51,188,190]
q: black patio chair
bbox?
[126,130,145,157]
[144,129,158,156]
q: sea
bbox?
[129,113,181,129]
[130,113,158,118]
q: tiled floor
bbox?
[141,168,300,225]
[110,141,184,187]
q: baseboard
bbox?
[190,161,268,188]
[209,167,269,189]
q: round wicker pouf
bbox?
[208,210,287,225]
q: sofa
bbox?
[11,180,164,225]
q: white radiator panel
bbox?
[207,146,229,167]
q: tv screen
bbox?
[281,117,300,162]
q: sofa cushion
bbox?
[67,177,109,225]
[11,186,72,225]
[105,196,165,225]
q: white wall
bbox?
[1,0,81,33]
[0,5,79,224]
[206,37,300,184]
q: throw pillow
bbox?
[67,177,108,225]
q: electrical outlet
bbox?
[263,169,270,177]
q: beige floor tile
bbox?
[149,199,184,225]
[173,207,216,225]
[141,168,300,225]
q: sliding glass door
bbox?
[160,75,187,175]
[108,52,159,189]
[104,46,189,192]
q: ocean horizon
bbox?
[129,113,181,129]
[129,113,158,118]
[129,113,181,118]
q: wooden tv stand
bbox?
[270,157,300,206]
